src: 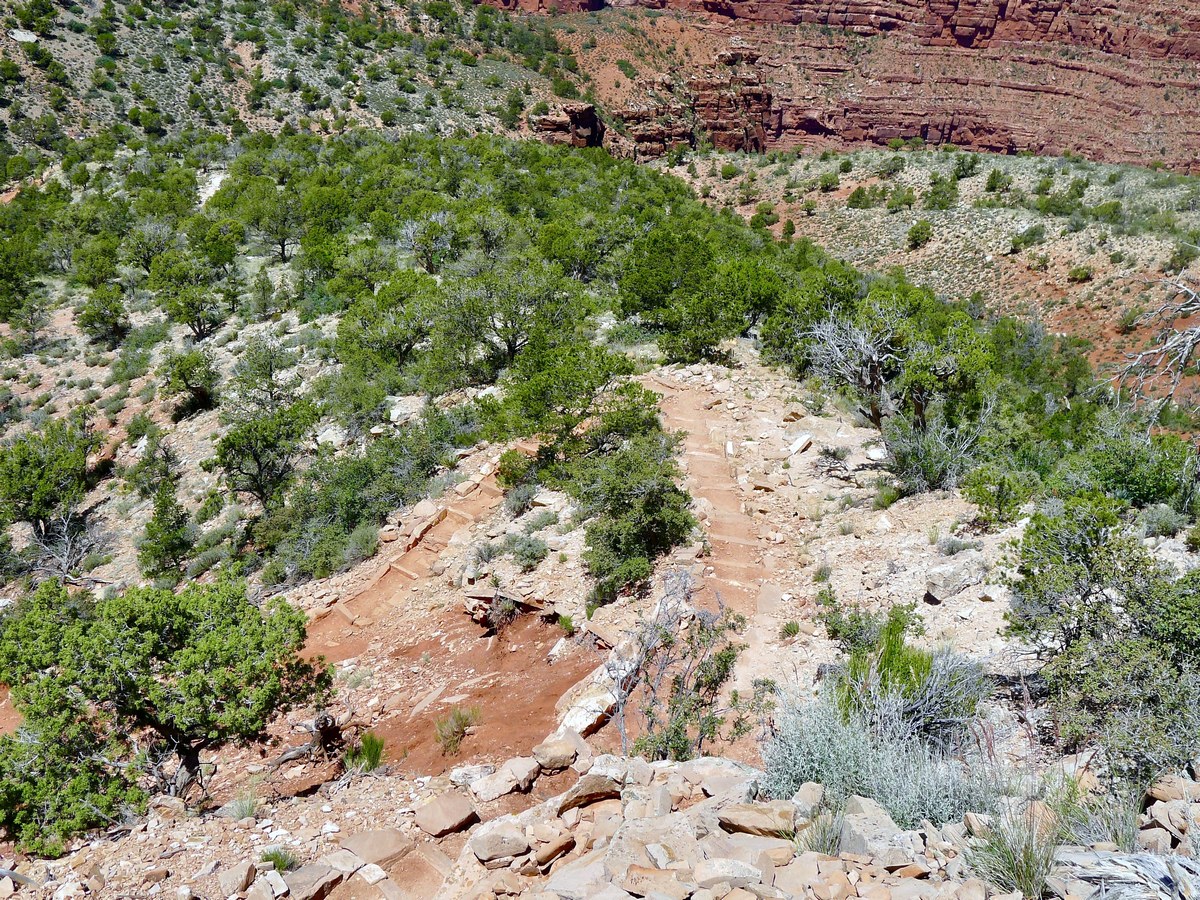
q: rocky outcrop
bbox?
[504,0,1200,168]
[532,102,606,149]
[629,0,1200,59]
[489,0,603,11]
[605,21,1200,168]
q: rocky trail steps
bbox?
[16,348,1091,899]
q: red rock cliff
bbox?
[512,0,1200,170]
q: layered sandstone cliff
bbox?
[523,1,1200,170]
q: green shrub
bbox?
[985,169,1012,192]
[1140,503,1188,538]
[906,219,933,250]
[1006,496,1200,779]
[816,588,896,654]
[836,609,990,750]
[344,521,379,564]
[344,732,385,772]
[962,464,1034,526]
[966,804,1060,899]
[504,483,538,517]
[924,173,958,210]
[1067,265,1093,283]
[0,579,329,854]
[261,848,299,873]
[1187,521,1200,552]
[1010,224,1046,253]
[435,706,480,755]
[504,533,547,571]
[496,449,533,488]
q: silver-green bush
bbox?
[762,695,1002,828]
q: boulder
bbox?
[602,812,702,880]
[449,764,496,787]
[557,771,624,814]
[924,551,987,604]
[470,821,530,863]
[472,756,540,802]
[338,828,412,867]
[693,857,764,889]
[840,795,903,857]
[791,782,825,819]
[621,865,696,899]
[543,848,611,900]
[718,800,797,837]
[283,864,344,900]
[218,861,256,896]
[414,792,478,837]
[555,661,631,735]
[533,727,586,770]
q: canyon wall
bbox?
[526,0,1200,169]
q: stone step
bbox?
[390,561,424,580]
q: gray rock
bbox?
[414,792,478,837]
[693,856,764,889]
[449,764,496,787]
[557,772,624,814]
[840,795,903,856]
[533,727,586,770]
[282,864,344,900]
[217,861,256,897]
[469,821,530,862]
[544,849,610,900]
[337,828,411,867]
[925,551,987,603]
[718,800,796,837]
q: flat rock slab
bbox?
[414,793,478,837]
[339,829,412,867]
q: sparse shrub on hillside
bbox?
[1067,265,1093,283]
[966,803,1061,899]
[924,173,959,210]
[344,732,385,773]
[138,481,194,578]
[884,404,980,493]
[962,464,1034,526]
[1140,502,1188,537]
[566,430,695,602]
[0,578,329,854]
[953,153,980,180]
[496,449,534,489]
[816,588,899,654]
[1010,224,1046,253]
[616,572,771,762]
[76,285,129,348]
[907,219,933,249]
[504,533,547,571]
[762,695,1001,828]
[887,185,916,212]
[835,608,991,751]
[261,848,299,873]
[161,347,219,416]
[985,168,1012,193]
[1007,495,1200,779]
[504,482,537,517]
[435,706,481,755]
[1164,242,1200,274]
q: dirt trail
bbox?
[642,354,865,696]
[301,467,601,779]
